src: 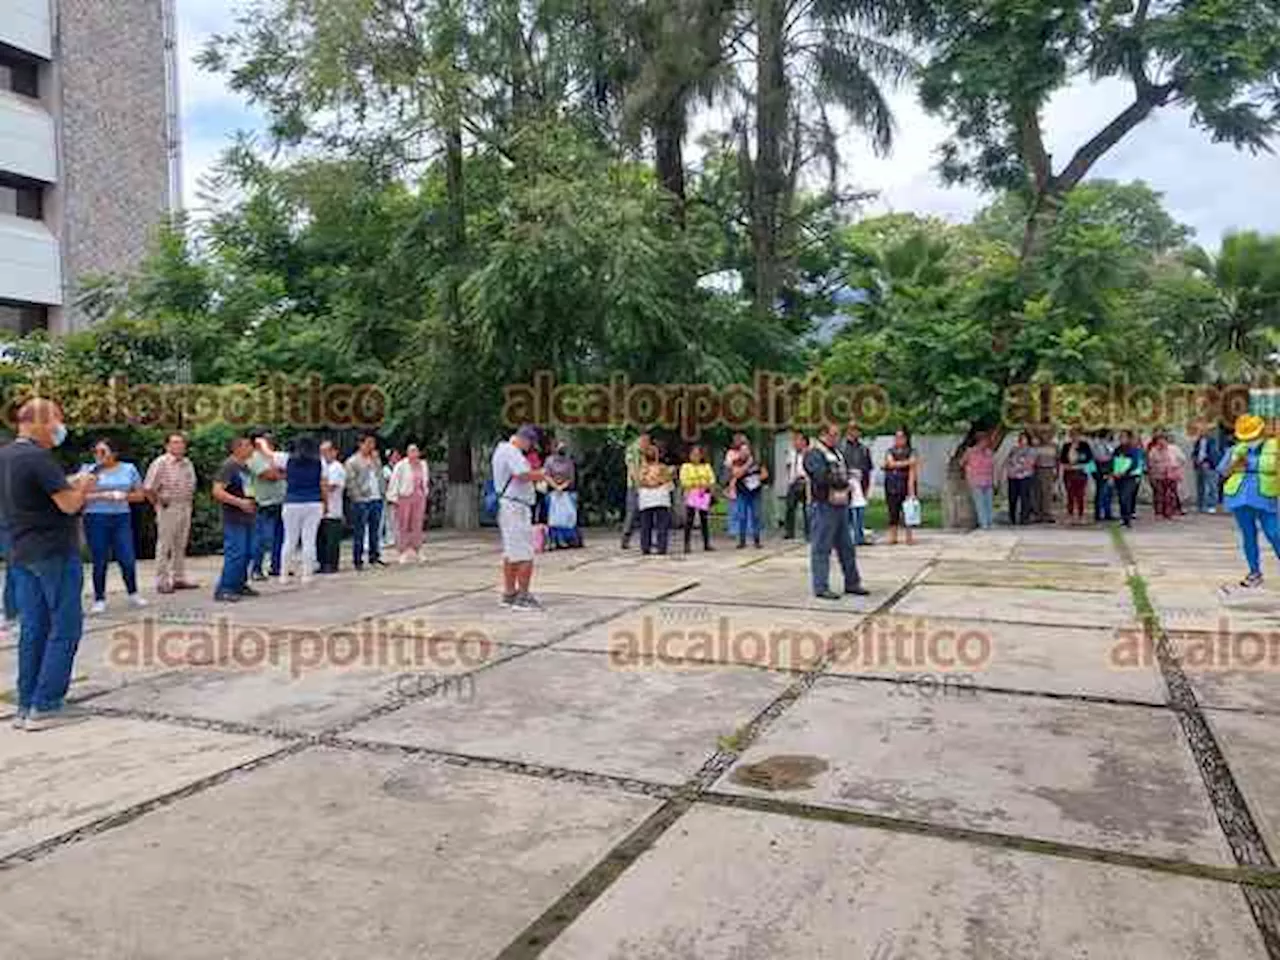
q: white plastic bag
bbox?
[902,496,922,527]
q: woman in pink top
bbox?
[1146,431,1182,519]
[960,431,996,529]
[387,444,430,561]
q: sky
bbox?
[177,1,1280,249]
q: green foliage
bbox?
[821,201,1181,433]
[1176,231,1280,382]
[902,0,1280,192]
[974,180,1194,256]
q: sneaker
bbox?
[127,594,148,609]
[24,705,91,732]
[1240,573,1264,589]
[214,591,242,603]
[815,590,842,601]
[514,592,544,611]
[371,559,388,568]
[11,710,27,730]
[1208,507,1218,515]
[499,592,518,608]
[845,585,870,596]
[90,599,107,615]
[239,585,261,598]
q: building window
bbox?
[0,176,43,220]
[0,51,39,99]
[0,300,49,335]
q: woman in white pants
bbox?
[279,435,325,586]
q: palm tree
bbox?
[1183,231,1280,382]
[751,0,915,320]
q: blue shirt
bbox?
[1218,444,1276,514]
[82,462,141,515]
[284,455,323,504]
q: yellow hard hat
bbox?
[1235,414,1266,443]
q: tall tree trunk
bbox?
[752,0,786,322]
[1018,188,1065,266]
[442,85,477,529]
[654,99,687,224]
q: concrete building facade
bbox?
[0,0,177,334]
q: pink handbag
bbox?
[685,489,711,511]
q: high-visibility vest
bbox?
[1224,439,1279,499]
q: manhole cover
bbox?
[730,754,829,791]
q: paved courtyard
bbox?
[2,517,1279,958]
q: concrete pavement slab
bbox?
[0,717,278,858]
[678,569,909,611]
[553,603,866,671]
[88,632,506,733]
[893,583,1135,628]
[1011,542,1117,565]
[1207,710,1280,856]
[0,748,659,960]
[542,804,1265,960]
[924,560,1125,592]
[827,616,1167,703]
[718,679,1231,864]
[524,562,701,599]
[346,649,792,784]
[385,592,638,647]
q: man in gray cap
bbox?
[491,425,546,609]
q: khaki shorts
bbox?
[498,500,535,562]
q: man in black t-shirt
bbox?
[0,398,97,730]
[212,436,258,602]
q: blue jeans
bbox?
[848,505,867,545]
[11,552,84,713]
[969,485,994,529]
[1095,475,1114,521]
[351,500,383,566]
[251,503,284,576]
[0,526,17,621]
[83,512,138,601]
[1232,506,1280,577]
[216,523,252,596]
[811,501,860,595]
[735,489,761,544]
[1197,466,1220,512]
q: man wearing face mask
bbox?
[0,398,98,731]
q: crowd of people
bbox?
[0,415,449,628]
[3,398,1276,730]
[959,422,1233,530]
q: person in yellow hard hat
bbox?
[1218,414,1280,590]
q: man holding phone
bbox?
[0,398,97,731]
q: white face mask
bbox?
[52,424,67,447]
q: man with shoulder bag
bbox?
[804,422,869,600]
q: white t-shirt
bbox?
[492,441,535,507]
[324,460,346,516]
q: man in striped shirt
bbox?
[144,433,198,593]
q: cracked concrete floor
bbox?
[1,519,1277,959]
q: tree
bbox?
[748,0,914,322]
[897,0,1280,263]
[974,179,1193,257]
[1181,231,1280,382]
[821,211,1179,524]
